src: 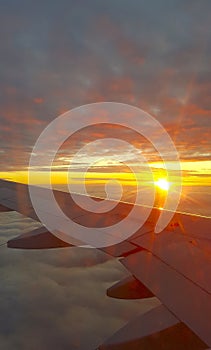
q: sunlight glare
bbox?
[155,178,170,191]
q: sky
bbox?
[0,0,210,175]
[0,0,211,349]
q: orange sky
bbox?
[0,0,210,189]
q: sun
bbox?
[155,178,170,191]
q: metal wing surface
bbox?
[0,179,210,349]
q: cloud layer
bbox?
[0,212,159,349]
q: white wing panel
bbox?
[131,231,211,293]
[122,250,211,347]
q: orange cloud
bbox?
[33,97,44,104]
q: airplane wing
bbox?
[0,178,211,349]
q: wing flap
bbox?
[0,204,13,212]
[98,305,180,349]
[7,226,73,249]
[99,323,207,350]
[121,250,211,347]
[107,275,154,299]
[131,230,211,293]
[0,180,38,220]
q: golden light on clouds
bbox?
[0,159,210,186]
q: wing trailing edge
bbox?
[0,204,13,212]
[121,250,211,347]
[98,305,208,349]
